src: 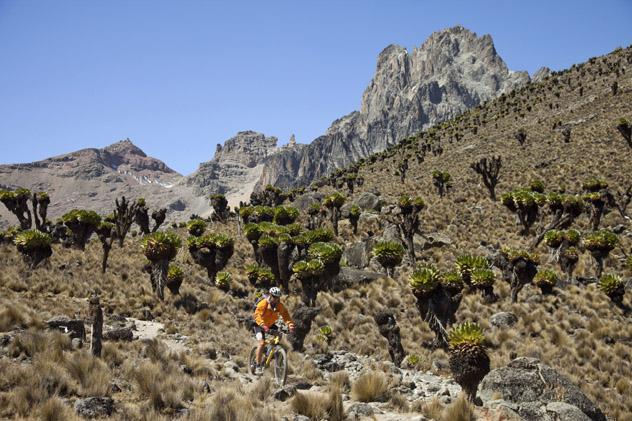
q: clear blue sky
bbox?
[1,0,630,175]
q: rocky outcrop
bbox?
[479,357,606,421]
[186,131,281,204]
[256,26,529,190]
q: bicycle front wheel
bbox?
[273,346,288,386]
[248,346,258,375]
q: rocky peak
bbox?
[103,138,147,158]
[213,131,278,168]
[100,139,176,174]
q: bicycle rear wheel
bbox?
[248,347,258,375]
[273,346,287,386]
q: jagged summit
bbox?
[103,138,147,158]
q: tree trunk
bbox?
[89,294,103,358]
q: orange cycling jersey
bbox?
[254,298,295,329]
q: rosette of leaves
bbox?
[246,264,275,288]
[2,226,22,243]
[409,264,441,297]
[13,229,53,268]
[0,188,32,229]
[371,241,405,277]
[292,259,326,307]
[559,246,579,282]
[187,219,207,237]
[582,177,608,192]
[543,230,564,248]
[441,270,465,295]
[141,231,181,300]
[534,269,558,294]
[307,203,321,216]
[447,322,490,403]
[308,242,343,278]
[318,325,333,343]
[273,206,299,226]
[323,192,346,236]
[470,267,497,302]
[432,170,452,197]
[240,206,274,224]
[500,188,541,235]
[529,179,545,193]
[398,195,426,214]
[455,255,489,285]
[297,228,335,249]
[584,230,618,278]
[348,205,361,234]
[166,264,184,295]
[188,233,234,282]
[215,271,232,291]
[499,247,539,303]
[61,209,101,249]
[598,274,625,304]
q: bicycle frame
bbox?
[263,332,282,366]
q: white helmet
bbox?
[269,287,282,297]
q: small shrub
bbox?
[351,371,388,402]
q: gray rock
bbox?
[490,312,518,328]
[47,316,86,341]
[167,199,186,211]
[546,401,592,421]
[273,385,297,401]
[413,232,453,252]
[347,402,375,417]
[379,224,401,242]
[343,241,374,269]
[294,192,325,211]
[74,397,114,418]
[332,268,382,291]
[355,192,383,211]
[71,338,83,349]
[479,357,606,421]
[103,327,134,342]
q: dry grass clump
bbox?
[39,397,81,421]
[351,370,388,402]
[291,386,344,421]
[128,360,195,412]
[412,396,444,420]
[0,302,42,331]
[64,351,111,396]
[439,394,476,421]
[186,384,278,421]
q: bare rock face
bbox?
[256,26,529,189]
[186,131,280,205]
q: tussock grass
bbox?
[351,370,388,402]
[291,386,344,421]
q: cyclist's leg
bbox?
[254,326,266,365]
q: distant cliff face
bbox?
[185,131,282,204]
[255,26,529,189]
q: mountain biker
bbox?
[253,287,295,374]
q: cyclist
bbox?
[253,287,295,374]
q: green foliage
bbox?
[307,203,321,216]
[292,259,325,279]
[188,233,234,251]
[349,205,361,218]
[136,197,146,207]
[246,264,275,286]
[583,230,618,252]
[598,274,624,295]
[371,241,405,269]
[534,269,558,287]
[273,206,299,225]
[61,209,101,227]
[409,264,441,294]
[406,354,420,366]
[319,325,333,337]
[582,177,608,192]
[3,226,22,241]
[0,188,31,202]
[240,205,274,222]
[308,242,343,266]
[529,180,545,193]
[470,268,495,287]
[500,247,539,264]
[13,230,52,251]
[297,228,335,246]
[441,271,464,291]
[215,272,232,289]
[323,192,346,209]
[431,170,451,183]
[167,265,184,282]
[455,255,489,277]
[141,231,181,261]
[501,188,544,211]
[398,195,425,212]
[448,322,485,348]
[186,219,207,236]
[544,229,580,248]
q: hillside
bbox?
[1,44,632,421]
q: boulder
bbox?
[47,316,86,341]
[294,192,325,211]
[354,192,382,211]
[479,357,606,421]
[332,268,382,291]
[343,241,374,269]
[347,402,375,418]
[413,232,453,252]
[358,213,381,236]
[74,397,114,418]
[103,327,134,342]
[490,312,518,328]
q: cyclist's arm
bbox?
[279,303,295,329]
[254,299,267,327]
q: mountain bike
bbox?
[249,325,288,386]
